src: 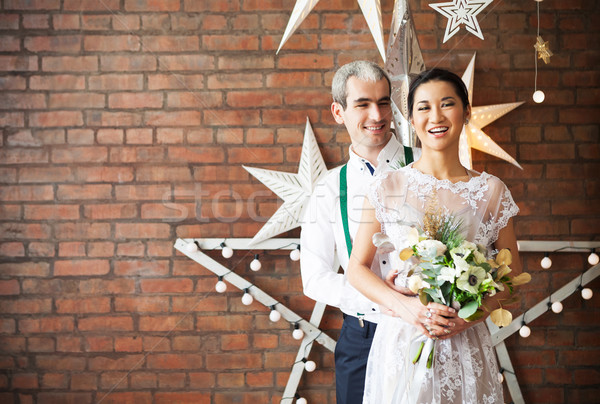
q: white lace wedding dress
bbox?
[363,164,519,404]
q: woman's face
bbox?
[410,80,470,153]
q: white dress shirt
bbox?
[300,136,421,323]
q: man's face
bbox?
[331,76,392,152]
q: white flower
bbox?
[482,273,497,296]
[453,256,470,274]
[415,240,447,259]
[408,274,424,294]
[438,266,459,283]
[473,250,487,264]
[450,241,476,262]
[456,265,487,294]
[406,226,420,246]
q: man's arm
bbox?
[299,175,378,314]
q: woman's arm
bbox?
[347,199,454,334]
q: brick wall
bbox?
[0,0,598,403]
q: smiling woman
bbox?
[346,68,524,403]
[408,69,471,179]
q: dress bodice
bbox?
[369,165,519,277]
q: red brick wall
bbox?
[0,0,598,403]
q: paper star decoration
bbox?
[534,35,553,64]
[429,0,493,43]
[277,0,386,61]
[459,53,523,169]
[385,0,426,147]
[243,118,330,245]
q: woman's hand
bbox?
[423,304,487,340]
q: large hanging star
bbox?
[385,0,426,148]
[243,118,330,245]
[534,35,553,64]
[430,0,493,43]
[277,0,386,61]
[459,53,523,169]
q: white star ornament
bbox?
[277,0,386,61]
[430,0,493,43]
[459,54,523,169]
[243,118,330,245]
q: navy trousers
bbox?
[335,314,377,404]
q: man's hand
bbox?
[384,269,417,296]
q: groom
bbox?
[300,61,420,403]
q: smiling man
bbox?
[300,61,420,403]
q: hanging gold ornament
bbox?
[534,35,553,64]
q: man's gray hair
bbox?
[331,60,391,110]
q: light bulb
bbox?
[519,325,531,338]
[215,279,227,293]
[581,288,593,300]
[533,90,545,103]
[304,360,316,372]
[588,252,599,266]
[541,255,552,269]
[296,398,307,404]
[250,254,261,271]
[185,241,198,253]
[290,247,300,262]
[241,291,253,305]
[292,326,304,340]
[497,372,504,384]
[269,309,281,322]
[221,245,233,259]
[551,301,563,313]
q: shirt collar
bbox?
[348,135,403,176]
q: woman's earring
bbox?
[465,118,469,125]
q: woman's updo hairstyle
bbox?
[407,68,470,118]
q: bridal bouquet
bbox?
[375,201,530,369]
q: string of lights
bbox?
[178,237,598,403]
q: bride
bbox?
[347,68,522,403]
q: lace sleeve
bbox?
[367,171,392,231]
[485,176,519,245]
[367,169,408,232]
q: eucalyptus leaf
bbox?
[419,289,430,306]
[458,300,479,319]
[496,249,512,266]
[496,264,512,278]
[465,309,486,322]
[441,283,453,303]
[399,247,415,261]
[479,262,491,271]
[490,308,513,327]
[511,272,532,286]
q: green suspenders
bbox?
[339,164,353,256]
[339,145,414,258]
[403,146,413,167]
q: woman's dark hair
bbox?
[407,68,470,118]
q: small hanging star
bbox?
[534,35,553,64]
[429,0,493,43]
